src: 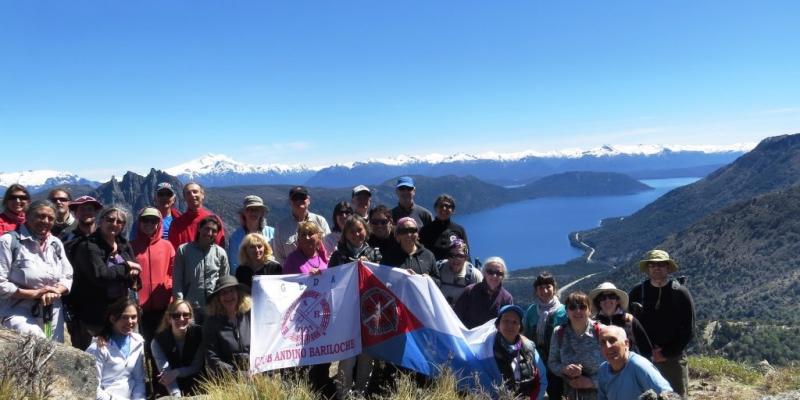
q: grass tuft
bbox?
[688,355,762,385]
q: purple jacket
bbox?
[454,281,513,329]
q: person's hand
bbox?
[158,369,180,386]
[563,364,582,378]
[652,347,666,363]
[127,261,142,277]
[568,376,594,389]
[40,291,60,306]
[309,268,322,276]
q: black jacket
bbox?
[153,324,204,394]
[595,312,654,359]
[328,242,380,267]
[204,312,251,374]
[382,242,438,278]
[235,260,282,288]
[419,218,469,261]
[628,279,695,358]
[66,231,138,325]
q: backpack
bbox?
[436,260,477,287]
[555,319,602,347]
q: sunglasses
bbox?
[8,194,29,201]
[156,191,173,197]
[370,219,389,226]
[648,262,670,269]
[485,269,505,277]
[105,217,125,225]
[139,218,160,225]
[598,293,619,302]
[49,197,70,203]
[337,210,353,216]
[568,303,589,311]
[449,253,467,259]
[396,227,418,235]
[170,312,192,320]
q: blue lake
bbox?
[457,177,700,270]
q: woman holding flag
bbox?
[494,305,547,400]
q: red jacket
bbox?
[132,210,176,312]
[167,207,225,250]
[0,212,25,235]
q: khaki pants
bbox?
[655,353,689,399]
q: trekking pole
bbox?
[43,304,54,340]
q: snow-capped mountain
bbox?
[0,170,100,193]
[165,154,317,187]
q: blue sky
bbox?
[2,1,799,180]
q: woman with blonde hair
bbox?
[234,233,282,287]
[203,276,252,374]
[150,299,204,397]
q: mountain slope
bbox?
[580,133,800,264]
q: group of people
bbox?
[521,250,694,400]
[0,177,693,400]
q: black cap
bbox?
[289,186,309,199]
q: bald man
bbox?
[597,325,673,400]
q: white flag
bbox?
[249,263,361,372]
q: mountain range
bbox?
[554,133,800,364]
[2,144,749,193]
[74,170,650,234]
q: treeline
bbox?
[703,321,800,365]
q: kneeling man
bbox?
[598,325,673,400]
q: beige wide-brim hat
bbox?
[589,282,629,313]
[638,249,678,273]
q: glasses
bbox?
[648,262,670,269]
[105,217,125,225]
[438,204,454,210]
[568,303,589,311]
[50,197,70,203]
[291,195,308,202]
[370,219,389,226]
[8,194,29,201]
[449,253,467,259]
[397,187,413,192]
[156,191,173,198]
[139,218,160,225]
[337,210,353,216]
[170,312,192,320]
[396,227,418,235]
[598,293,619,302]
[485,269,505,277]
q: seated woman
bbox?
[494,305,547,400]
[203,276,251,374]
[86,298,146,400]
[283,221,328,275]
[234,233,282,288]
[0,200,72,342]
[548,292,605,400]
[589,282,653,359]
[454,256,513,329]
[151,299,204,397]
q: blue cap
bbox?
[396,176,415,188]
[497,304,525,322]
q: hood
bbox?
[132,208,163,251]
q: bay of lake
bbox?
[457,177,700,270]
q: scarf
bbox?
[498,333,523,359]
[535,296,561,344]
